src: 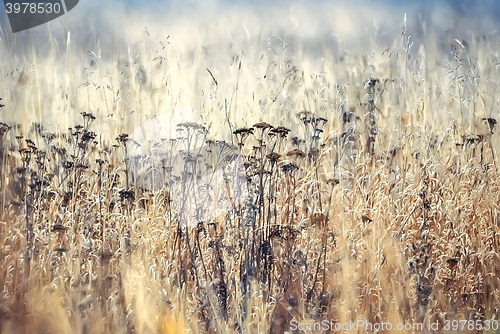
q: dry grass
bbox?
[1,3,500,333]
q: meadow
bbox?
[1,2,500,333]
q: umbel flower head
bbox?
[128,106,247,226]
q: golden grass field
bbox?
[1,2,500,333]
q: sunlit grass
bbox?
[1,3,500,333]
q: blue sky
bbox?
[1,0,500,53]
[2,0,499,28]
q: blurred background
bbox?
[1,0,500,53]
[1,0,499,134]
